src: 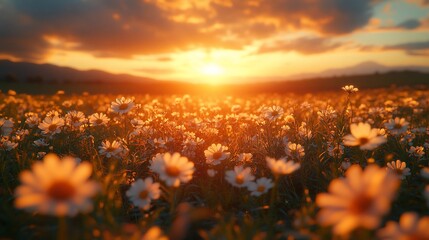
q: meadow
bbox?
[0,86,428,240]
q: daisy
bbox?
[88,113,110,127]
[342,85,359,94]
[262,105,284,121]
[150,152,194,187]
[126,177,160,210]
[111,97,135,114]
[377,212,429,240]
[386,160,410,180]
[14,154,99,217]
[287,142,305,158]
[25,115,40,128]
[247,177,274,196]
[0,118,14,136]
[204,143,230,165]
[98,140,123,158]
[408,146,425,158]
[2,137,18,150]
[316,165,399,235]
[65,111,86,128]
[38,115,65,136]
[343,122,387,150]
[384,117,409,136]
[266,157,300,176]
[237,153,253,163]
[225,166,255,188]
[34,139,50,147]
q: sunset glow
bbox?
[0,0,428,82]
[201,63,224,76]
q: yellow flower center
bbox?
[349,194,373,214]
[394,123,402,129]
[139,190,149,200]
[166,166,181,177]
[257,185,265,192]
[71,117,80,122]
[395,168,403,175]
[48,124,57,132]
[235,175,244,185]
[106,147,116,152]
[212,151,222,160]
[358,137,369,145]
[118,103,129,111]
[95,119,103,124]
[47,180,76,201]
[271,110,279,117]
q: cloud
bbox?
[135,67,177,74]
[384,40,429,55]
[0,0,380,60]
[257,36,342,55]
[396,19,421,29]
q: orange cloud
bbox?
[0,0,382,60]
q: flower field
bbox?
[1,86,429,239]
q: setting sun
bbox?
[200,63,224,76]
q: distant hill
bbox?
[0,59,156,84]
[1,59,428,95]
[287,61,429,80]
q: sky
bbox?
[0,0,429,84]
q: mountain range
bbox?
[1,59,429,94]
[0,59,155,83]
[287,61,429,80]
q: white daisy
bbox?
[150,152,194,187]
[343,122,386,150]
[266,157,300,176]
[225,166,255,188]
[204,143,230,165]
[14,153,99,217]
[247,177,274,196]
[126,177,160,210]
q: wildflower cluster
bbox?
[0,86,428,239]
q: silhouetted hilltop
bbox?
[0,59,156,84]
[1,60,428,95]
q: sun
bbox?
[200,63,224,76]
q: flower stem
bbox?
[58,217,67,240]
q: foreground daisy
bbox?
[14,154,99,217]
[204,144,230,165]
[266,157,300,176]
[225,166,255,188]
[316,165,399,235]
[150,152,194,187]
[247,177,274,196]
[377,212,429,240]
[343,122,386,150]
[386,160,410,180]
[126,177,160,210]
